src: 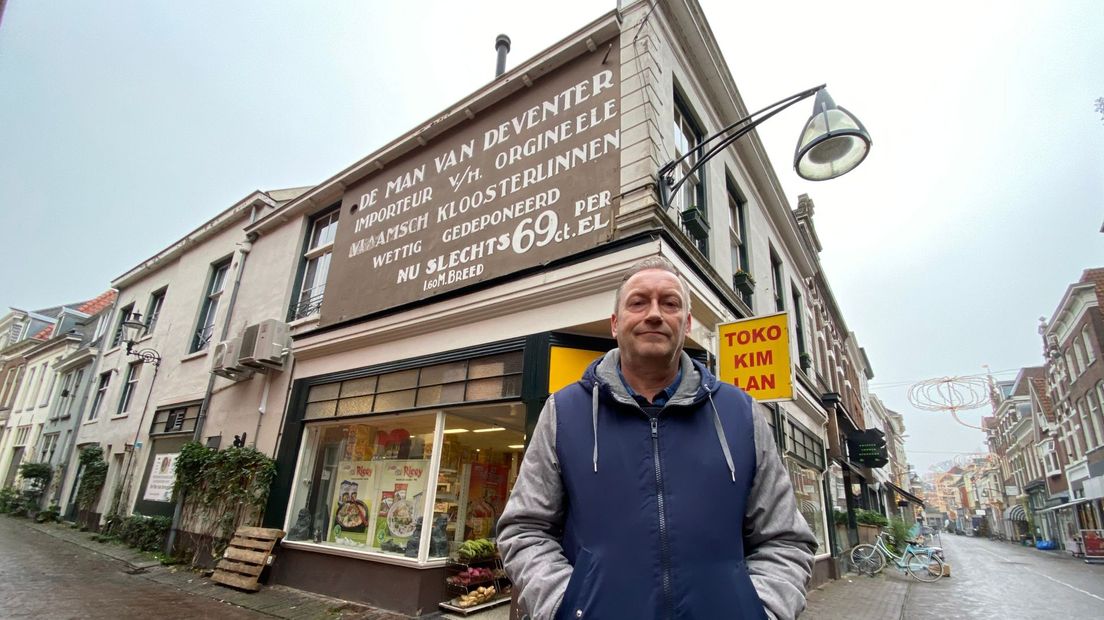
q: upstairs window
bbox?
[88,372,111,421]
[792,285,808,363]
[727,178,751,305]
[145,288,167,335]
[292,207,339,320]
[672,93,708,254]
[191,259,231,353]
[770,248,785,312]
[1083,326,1097,365]
[111,303,135,348]
[117,363,141,415]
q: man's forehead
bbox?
[623,269,685,293]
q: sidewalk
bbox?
[803,570,912,620]
[20,519,408,620]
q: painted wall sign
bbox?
[717,312,794,402]
[321,41,621,327]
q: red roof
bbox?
[77,290,117,316]
[31,325,54,340]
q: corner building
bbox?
[251,1,851,612]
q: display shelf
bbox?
[438,593,511,616]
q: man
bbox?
[498,257,817,620]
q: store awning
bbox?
[1003,504,1027,521]
[886,481,925,508]
[1035,497,1094,514]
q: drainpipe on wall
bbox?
[164,236,254,555]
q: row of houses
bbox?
[0,1,919,613]
[927,268,1104,555]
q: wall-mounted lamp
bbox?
[121,311,161,366]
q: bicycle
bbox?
[849,531,945,582]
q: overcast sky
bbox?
[1,1,1101,473]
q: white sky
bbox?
[1,1,1101,472]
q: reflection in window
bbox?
[787,459,827,555]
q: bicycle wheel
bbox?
[904,551,944,582]
[850,544,886,575]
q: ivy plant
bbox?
[76,445,110,512]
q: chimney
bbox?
[495,34,511,78]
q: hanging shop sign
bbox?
[717,312,793,402]
[846,429,889,468]
[321,40,621,327]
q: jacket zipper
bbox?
[651,416,674,618]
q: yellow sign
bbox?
[717,313,793,402]
[548,346,605,393]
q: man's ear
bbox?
[684,312,692,335]
[610,313,618,338]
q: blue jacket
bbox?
[499,350,817,620]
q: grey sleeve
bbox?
[744,406,818,620]
[497,396,572,620]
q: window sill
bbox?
[104,345,122,356]
[111,414,129,420]
[83,418,99,425]
[288,314,320,329]
[279,539,447,569]
[180,350,208,364]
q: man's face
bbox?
[611,269,691,367]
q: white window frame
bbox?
[145,288,167,336]
[116,363,140,416]
[293,208,339,320]
[1083,326,1097,365]
[191,259,231,353]
[88,372,110,421]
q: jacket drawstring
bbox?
[592,384,600,473]
[707,392,737,482]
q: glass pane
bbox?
[436,407,525,558]
[419,361,468,386]
[305,401,337,420]
[788,460,826,554]
[284,415,436,558]
[416,382,466,407]
[374,389,417,412]
[340,376,377,398]
[468,352,522,379]
[378,369,419,392]
[308,383,341,403]
[336,395,375,417]
[465,377,506,401]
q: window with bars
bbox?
[192,259,231,352]
[304,351,523,420]
[292,207,339,321]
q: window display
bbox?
[787,459,828,555]
[285,414,436,560]
[285,401,525,565]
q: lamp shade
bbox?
[793,89,871,181]
[121,311,145,342]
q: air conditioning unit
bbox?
[212,337,253,381]
[239,319,290,371]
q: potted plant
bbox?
[732,269,755,295]
[680,205,710,240]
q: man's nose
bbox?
[644,299,663,320]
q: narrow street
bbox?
[903,533,1104,619]
[0,516,265,619]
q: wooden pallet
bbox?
[211,526,285,591]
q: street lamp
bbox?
[121,311,162,366]
[657,84,871,209]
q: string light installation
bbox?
[907,375,991,430]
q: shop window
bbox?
[284,405,525,564]
[284,413,439,557]
[784,418,825,470]
[786,460,827,555]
